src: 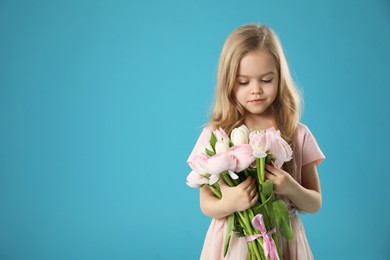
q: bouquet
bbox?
[186,125,294,259]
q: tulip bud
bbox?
[215,139,230,154]
[231,125,250,145]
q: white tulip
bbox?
[215,139,230,153]
[230,125,250,145]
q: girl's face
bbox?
[233,49,279,118]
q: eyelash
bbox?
[239,82,249,86]
[238,79,273,85]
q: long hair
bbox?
[209,24,302,176]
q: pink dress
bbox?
[187,123,325,260]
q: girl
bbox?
[187,24,325,260]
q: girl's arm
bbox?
[200,176,259,219]
[265,162,322,213]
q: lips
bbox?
[249,98,266,103]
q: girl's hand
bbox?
[219,176,259,213]
[265,163,298,196]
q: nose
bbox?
[251,82,263,94]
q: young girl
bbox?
[187,24,325,260]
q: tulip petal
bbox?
[209,174,220,185]
[229,144,256,172]
[186,171,209,188]
[206,152,230,175]
[228,170,239,180]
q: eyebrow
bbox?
[237,72,275,78]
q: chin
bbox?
[248,109,267,115]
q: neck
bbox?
[244,114,275,130]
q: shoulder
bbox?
[295,122,320,148]
[297,122,310,133]
[192,125,214,149]
[295,122,325,165]
[296,122,311,140]
[187,125,213,164]
[296,122,318,138]
[200,125,213,139]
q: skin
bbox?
[200,49,322,219]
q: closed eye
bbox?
[261,79,273,83]
[239,81,249,86]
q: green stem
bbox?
[221,172,234,187]
[239,211,262,260]
[220,172,241,187]
[257,158,270,218]
[256,158,267,204]
[244,169,250,178]
[208,184,221,199]
[260,157,265,183]
[256,157,265,184]
[250,208,267,259]
[235,213,254,257]
[222,170,269,259]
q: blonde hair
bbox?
[209,24,302,176]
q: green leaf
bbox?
[252,194,273,212]
[261,180,274,197]
[272,199,293,240]
[210,132,217,150]
[224,214,235,256]
[205,148,215,156]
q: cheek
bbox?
[265,84,278,103]
[232,87,242,101]
[236,90,248,105]
[271,82,279,98]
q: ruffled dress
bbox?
[187,123,325,260]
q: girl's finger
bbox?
[265,173,275,181]
[265,164,279,176]
[247,179,257,191]
[251,193,259,205]
[250,188,257,198]
[265,164,273,171]
[240,176,253,189]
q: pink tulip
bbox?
[267,130,293,168]
[193,149,252,184]
[186,171,209,188]
[189,153,210,172]
[188,128,258,186]
[228,144,256,172]
[187,153,216,186]
[205,152,230,175]
[249,129,293,168]
[249,131,269,158]
[189,152,229,185]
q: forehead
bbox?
[237,50,277,77]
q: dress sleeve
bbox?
[187,126,212,168]
[301,125,325,166]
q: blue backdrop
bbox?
[1,0,389,259]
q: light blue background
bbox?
[1,0,389,259]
